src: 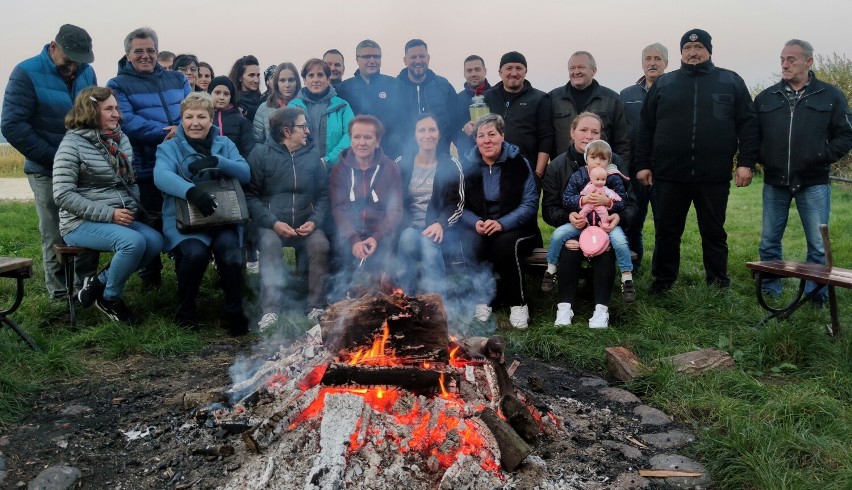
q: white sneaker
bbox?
[474,304,492,322]
[509,305,529,329]
[257,312,278,331]
[306,308,325,322]
[555,302,573,326]
[588,305,609,329]
[246,261,260,274]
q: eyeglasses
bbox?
[357,54,382,60]
[131,48,157,56]
[293,124,310,131]
[179,66,199,73]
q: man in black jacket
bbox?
[755,39,852,304]
[455,55,491,163]
[483,52,553,177]
[635,28,759,293]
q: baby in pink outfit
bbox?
[578,166,621,226]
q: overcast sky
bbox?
[1,0,850,109]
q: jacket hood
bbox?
[680,59,715,75]
[116,55,164,77]
[297,85,338,104]
[396,67,439,86]
[465,141,521,166]
[338,146,396,169]
[463,79,491,95]
[493,79,534,95]
[264,139,317,159]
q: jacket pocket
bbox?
[712,94,735,120]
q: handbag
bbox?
[174,152,249,233]
[579,214,610,258]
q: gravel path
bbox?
[0,177,33,200]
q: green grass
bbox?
[1,177,850,489]
[0,144,25,177]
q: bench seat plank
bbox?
[746,260,852,289]
[0,257,33,277]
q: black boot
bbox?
[225,310,248,336]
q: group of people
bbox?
[3,24,851,333]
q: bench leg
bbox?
[828,286,840,337]
[0,276,40,350]
[64,254,76,327]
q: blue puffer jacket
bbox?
[107,57,190,181]
[153,126,250,251]
[1,45,97,176]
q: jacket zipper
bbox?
[291,152,297,225]
[361,168,368,230]
[782,87,820,186]
[690,80,698,176]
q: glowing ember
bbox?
[297,364,328,391]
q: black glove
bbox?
[188,155,219,175]
[186,186,218,217]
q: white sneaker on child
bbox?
[588,305,609,329]
[555,302,573,326]
[474,304,492,322]
[246,261,260,274]
[509,305,529,329]
[257,312,278,331]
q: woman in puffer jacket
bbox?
[53,87,164,325]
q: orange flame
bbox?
[439,373,449,398]
[297,364,328,391]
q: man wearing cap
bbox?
[620,43,669,271]
[755,39,852,306]
[337,39,405,159]
[549,51,630,160]
[107,27,190,288]
[2,24,99,300]
[482,51,553,177]
[634,28,759,294]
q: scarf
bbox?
[93,129,135,184]
[186,131,214,157]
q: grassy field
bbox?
[0,177,850,489]
[0,143,25,177]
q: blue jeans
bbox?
[64,220,163,300]
[29,173,99,297]
[397,226,447,295]
[759,183,830,300]
[547,223,633,273]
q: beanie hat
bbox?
[499,51,527,69]
[208,76,237,98]
[680,28,712,54]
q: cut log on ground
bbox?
[660,348,735,375]
[605,347,649,382]
[320,292,449,363]
[639,469,704,477]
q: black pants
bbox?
[651,180,730,289]
[557,248,616,306]
[470,228,542,307]
[172,228,244,324]
[136,179,164,281]
[624,170,659,271]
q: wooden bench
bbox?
[746,225,851,337]
[54,244,100,326]
[0,256,39,350]
[521,247,638,271]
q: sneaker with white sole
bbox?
[554,302,573,326]
[509,305,529,329]
[78,275,104,309]
[306,308,325,322]
[588,305,609,329]
[95,297,139,325]
[246,261,260,274]
[474,304,492,322]
[257,312,278,331]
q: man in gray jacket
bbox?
[1,25,99,299]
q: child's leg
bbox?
[546,224,581,270]
[608,225,633,276]
[595,206,610,226]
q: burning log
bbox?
[321,363,443,392]
[489,359,540,443]
[478,408,532,471]
[320,292,449,363]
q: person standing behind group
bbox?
[396,114,464,295]
[253,62,301,144]
[337,40,405,159]
[197,62,214,92]
[620,43,668,270]
[246,107,331,331]
[461,114,541,329]
[550,51,630,161]
[229,55,263,122]
[755,39,852,305]
[157,51,175,70]
[635,28,759,294]
[289,59,355,169]
[154,92,251,335]
[455,55,491,161]
[329,116,403,297]
[173,54,199,91]
[482,52,552,178]
[397,39,458,155]
[2,24,99,301]
[208,76,255,157]
[53,87,163,325]
[107,27,190,289]
[323,49,346,88]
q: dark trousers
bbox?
[557,248,616,306]
[651,180,730,289]
[258,228,329,312]
[172,228,243,323]
[625,172,659,271]
[136,179,164,281]
[470,228,542,307]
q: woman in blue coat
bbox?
[154,92,250,335]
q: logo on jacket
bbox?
[379,91,387,99]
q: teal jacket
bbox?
[289,90,354,168]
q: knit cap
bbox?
[680,28,712,54]
[499,51,527,69]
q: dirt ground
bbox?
[0,178,33,201]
